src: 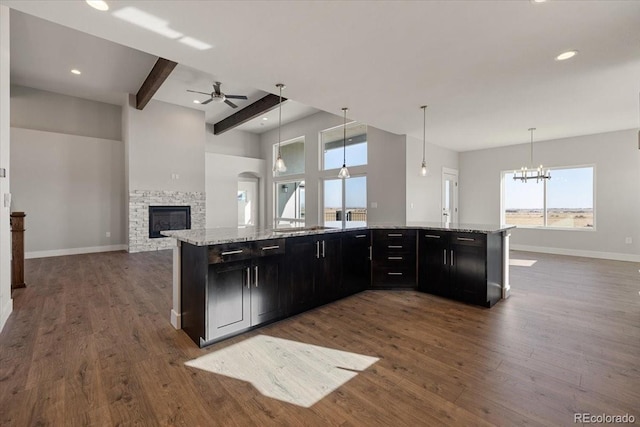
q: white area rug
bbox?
[185,335,379,407]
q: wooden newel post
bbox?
[10,212,26,290]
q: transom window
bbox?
[502,166,595,229]
[273,136,304,177]
[321,123,367,170]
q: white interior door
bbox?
[238,178,258,227]
[442,168,459,224]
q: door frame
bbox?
[442,167,459,224]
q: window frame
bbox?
[500,164,596,231]
[273,179,306,229]
[319,121,368,172]
[272,135,305,178]
[320,173,367,229]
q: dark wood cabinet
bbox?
[341,230,371,297]
[371,229,417,288]
[418,231,450,296]
[208,260,251,340]
[418,231,503,307]
[285,234,342,313]
[180,227,506,347]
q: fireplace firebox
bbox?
[149,206,191,239]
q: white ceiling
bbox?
[3,1,640,151]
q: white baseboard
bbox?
[511,244,640,263]
[25,244,127,259]
[171,309,181,329]
[0,297,13,334]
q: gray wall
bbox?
[405,135,459,222]
[259,111,407,227]
[125,96,205,192]
[459,129,640,260]
[10,84,121,140]
[11,127,125,254]
[206,127,261,159]
[9,86,126,256]
[0,5,12,332]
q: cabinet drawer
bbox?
[253,239,286,257]
[208,242,253,264]
[372,266,416,286]
[452,232,486,247]
[373,229,417,246]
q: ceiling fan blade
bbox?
[224,99,238,108]
[201,98,213,105]
[213,82,221,95]
[187,90,211,95]
[225,95,248,100]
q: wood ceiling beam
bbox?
[213,93,286,135]
[135,58,177,110]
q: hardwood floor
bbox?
[1,250,638,426]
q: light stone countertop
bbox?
[162,223,515,246]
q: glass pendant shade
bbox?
[420,160,428,177]
[338,164,350,179]
[275,155,287,173]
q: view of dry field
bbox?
[505,209,593,228]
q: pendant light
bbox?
[513,128,551,183]
[420,105,428,176]
[273,83,287,174]
[338,107,350,179]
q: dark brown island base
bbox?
[163,224,514,348]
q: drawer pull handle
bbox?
[443,249,447,265]
[388,256,403,260]
[261,245,280,251]
[221,249,243,256]
[457,237,475,242]
[425,234,441,239]
[388,233,403,237]
[388,272,403,276]
[388,245,403,249]
[355,234,367,238]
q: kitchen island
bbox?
[163,223,513,347]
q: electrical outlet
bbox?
[371,202,378,209]
[106,231,111,238]
[625,237,632,244]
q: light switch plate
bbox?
[3,193,11,208]
[0,168,5,177]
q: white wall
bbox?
[0,5,12,332]
[206,127,261,159]
[459,129,640,261]
[11,128,125,257]
[259,111,407,227]
[124,96,205,193]
[10,85,121,140]
[405,135,460,223]
[205,153,266,228]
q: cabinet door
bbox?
[208,262,251,340]
[318,235,343,303]
[251,258,282,326]
[450,240,487,304]
[342,231,371,296]
[286,236,319,314]
[418,232,450,296]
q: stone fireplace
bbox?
[129,190,205,253]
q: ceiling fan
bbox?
[187,81,248,108]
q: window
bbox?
[502,166,594,229]
[273,137,304,176]
[274,180,305,228]
[321,123,367,170]
[323,176,367,228]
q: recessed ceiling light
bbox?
[86,0,109,11]
[193,100,200,104]
[71,69,82,75]
[262,117,268,121]
[555,50,578,61]
[530,0,548,3]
